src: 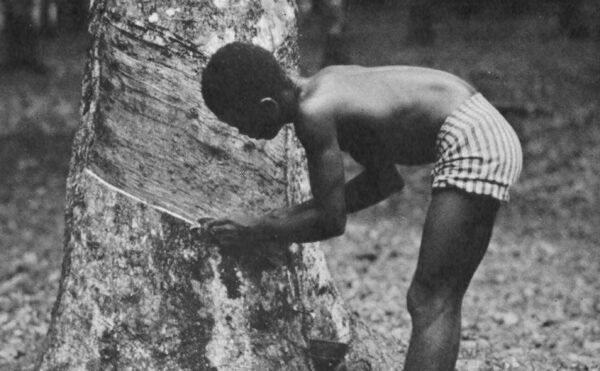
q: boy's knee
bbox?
[407,276,463,320]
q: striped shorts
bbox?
[431,93,523,201]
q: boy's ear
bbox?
[259,97,280,120]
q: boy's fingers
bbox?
[205,219,235,229]
[197,217,215,225]
[197,217,222,230]
[191,218,216,233]
[191,218,248,248]
[210,224,237,233]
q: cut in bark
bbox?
[38,0,403,370]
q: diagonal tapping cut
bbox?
[84,168,198,225]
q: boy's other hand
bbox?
[203,215,256,248]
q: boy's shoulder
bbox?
[293,65,386,148]
[296,65,359,119]
[294,100,337,150]
[293,77,342,149]
[297,69,342,119]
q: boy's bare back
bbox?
[296,65,477,166]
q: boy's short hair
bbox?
[201,42,289,117]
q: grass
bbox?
[1,2,599,370]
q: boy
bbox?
[200,42,522,371]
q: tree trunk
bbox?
[405,0,435,46]
[38,0,403,370]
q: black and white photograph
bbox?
[0,0,598,370]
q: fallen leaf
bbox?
[492,311,520,326]
[0,346,19,361]
[456,359,484,371]
[583,340,600,352]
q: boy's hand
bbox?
[202,215,258,248]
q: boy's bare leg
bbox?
[404,189,499,371]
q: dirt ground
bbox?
[1,2,599,370]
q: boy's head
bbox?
[201,42,292,139]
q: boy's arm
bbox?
[344,163,404,214]
[261,163,403,232]
[205,160,404,247]
[205,112,346,245]
[259,112,347,243]
[204,117,404,246]
[203,161,404,246]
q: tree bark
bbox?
[38,0,403,370]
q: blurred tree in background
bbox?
[57,0,88,33]
[448,0,481,21]
[298,0,350,65]
[406,0,435,45]
[557,0,590,39]
[0,0,88,71]
[1,0,42,70]
[403,0,595,46]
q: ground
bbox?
[1,2,599,370]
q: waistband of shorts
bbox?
[455,92,488,114]
[442,92,497,128]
